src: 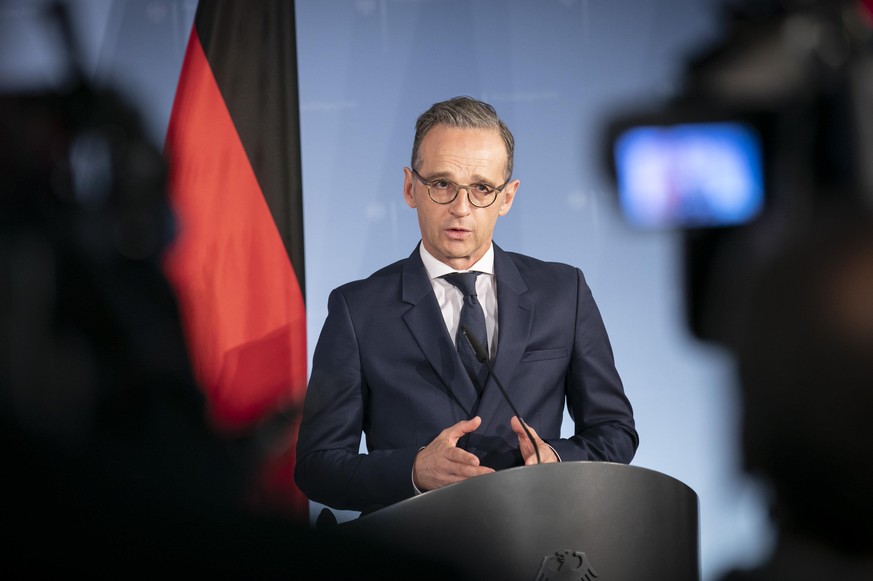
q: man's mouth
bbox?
[445,227,470,239]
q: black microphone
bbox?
[460,324,541,465]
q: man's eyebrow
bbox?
[420,170,454,180]
[421,170,499,185]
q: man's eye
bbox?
[473,183,493,193]
[433,180,451,189]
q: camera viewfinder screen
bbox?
[613,121,764,229]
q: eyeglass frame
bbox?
[408,167,511,208]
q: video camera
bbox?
[604,0,873,344]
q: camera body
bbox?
[605,0,873,343]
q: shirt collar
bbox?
[419,243,495,280]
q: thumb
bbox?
[447,416,482,445]
[510,415,527,439]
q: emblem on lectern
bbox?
[534,549,599,581]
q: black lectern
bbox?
[340,462,699,581]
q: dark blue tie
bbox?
[442,272,489,392]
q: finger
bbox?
[527,444,558,464]
[415,448,494,490]
[510,416,534,441]
[523,421,540,441]
[445,416,482,445]
[525,452,540,466]
[509,416,549,464]
[510,415,523,434]
[459,415,482,434]
[443,451,495,477]
[443,446,482,466]
[434,464,495,489]
[455,463,495,479]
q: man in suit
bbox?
[295,96,637,513]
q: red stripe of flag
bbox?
[163,0,307,518]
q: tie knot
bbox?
[442,272,480,297]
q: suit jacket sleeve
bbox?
[547,267,638,463]
[294,287,420,512]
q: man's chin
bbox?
[442,242,474,256]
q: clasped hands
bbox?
[412,415,558,493]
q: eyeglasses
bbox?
[409,167,509,208]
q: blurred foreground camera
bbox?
[604,0,873,343]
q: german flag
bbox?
[163,0,307,518]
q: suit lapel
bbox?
[401,247,478,416]
[477,245,533,427]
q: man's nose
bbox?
[449,187,472,214]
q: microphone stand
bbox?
[460,325,541,465]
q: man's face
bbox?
[403,125,519,270]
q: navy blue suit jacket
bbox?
[295,243,638,512]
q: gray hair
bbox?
[411,96,515,179]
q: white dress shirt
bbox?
[419,243,498,358]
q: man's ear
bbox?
[498,179,520,217]
[403,168,417,209]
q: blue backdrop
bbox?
[0,1,772,578]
